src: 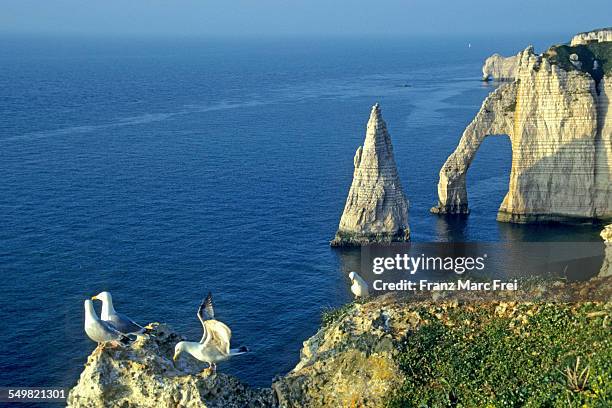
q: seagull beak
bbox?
[91,296,98,300]
[172,352,178,362]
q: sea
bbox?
[0,34,605,395]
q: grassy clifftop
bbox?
[388,301,611,407]
[302,277,612,407]
[545,42,612,81]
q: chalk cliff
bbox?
[331,104,410,246]
[482,52,520,81]
[433,42,612,223]
[571,27,612,45]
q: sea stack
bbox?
[331,104,410,246]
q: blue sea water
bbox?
[0,34,604,392]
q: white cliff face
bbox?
[595,77,612,216]
[433,45,612,223]
[331,104,409,246]
[482,52,520,81]
[497,48,601,222]
[571,28,612,45]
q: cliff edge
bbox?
[273,280,612,407]
[69,279,612,407]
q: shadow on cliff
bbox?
[504,134,608,224]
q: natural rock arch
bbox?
[433,46,612,223]
[431,82,517,215]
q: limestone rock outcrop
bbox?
[601,224,612,277]
[67,323,275,408]
[272,296,408,407]
[433,42,612,223]
[331,104,410,246]
[571,27,612,45]
[482,52,520,81]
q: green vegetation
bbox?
[387,303,611,407]
[321,302,354,328]
[544,42,612,81]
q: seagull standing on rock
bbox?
[92,291,152,336]
[349,271,369,299]
[173,292,250,375]
[83,299,132,346]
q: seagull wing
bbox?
[119,312,143,328]
[199,292,215,320]
[203,320,232,355]
[100,320,130,341]
[197,292,215,342]
[109,312,144,334]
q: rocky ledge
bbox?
[69,277,611,407]
[67,323,274,408]
[273,278,612,407]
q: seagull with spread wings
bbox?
[173,292,249,375]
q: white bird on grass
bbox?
[173,292,249,375]
[83,299,132,346]
[349,271,369,299]
[91,291,152,336]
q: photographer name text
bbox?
[373,279,519,292]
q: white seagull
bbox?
[349,271,369,299]
[91,291,151,336]
[83,299,131,346]
[173,293,249,375]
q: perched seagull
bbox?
[92,291,151,336]
[173,293,249,375]
[83,299,131,346]
[349,271,369,299]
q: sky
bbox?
[1,0,611,38]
